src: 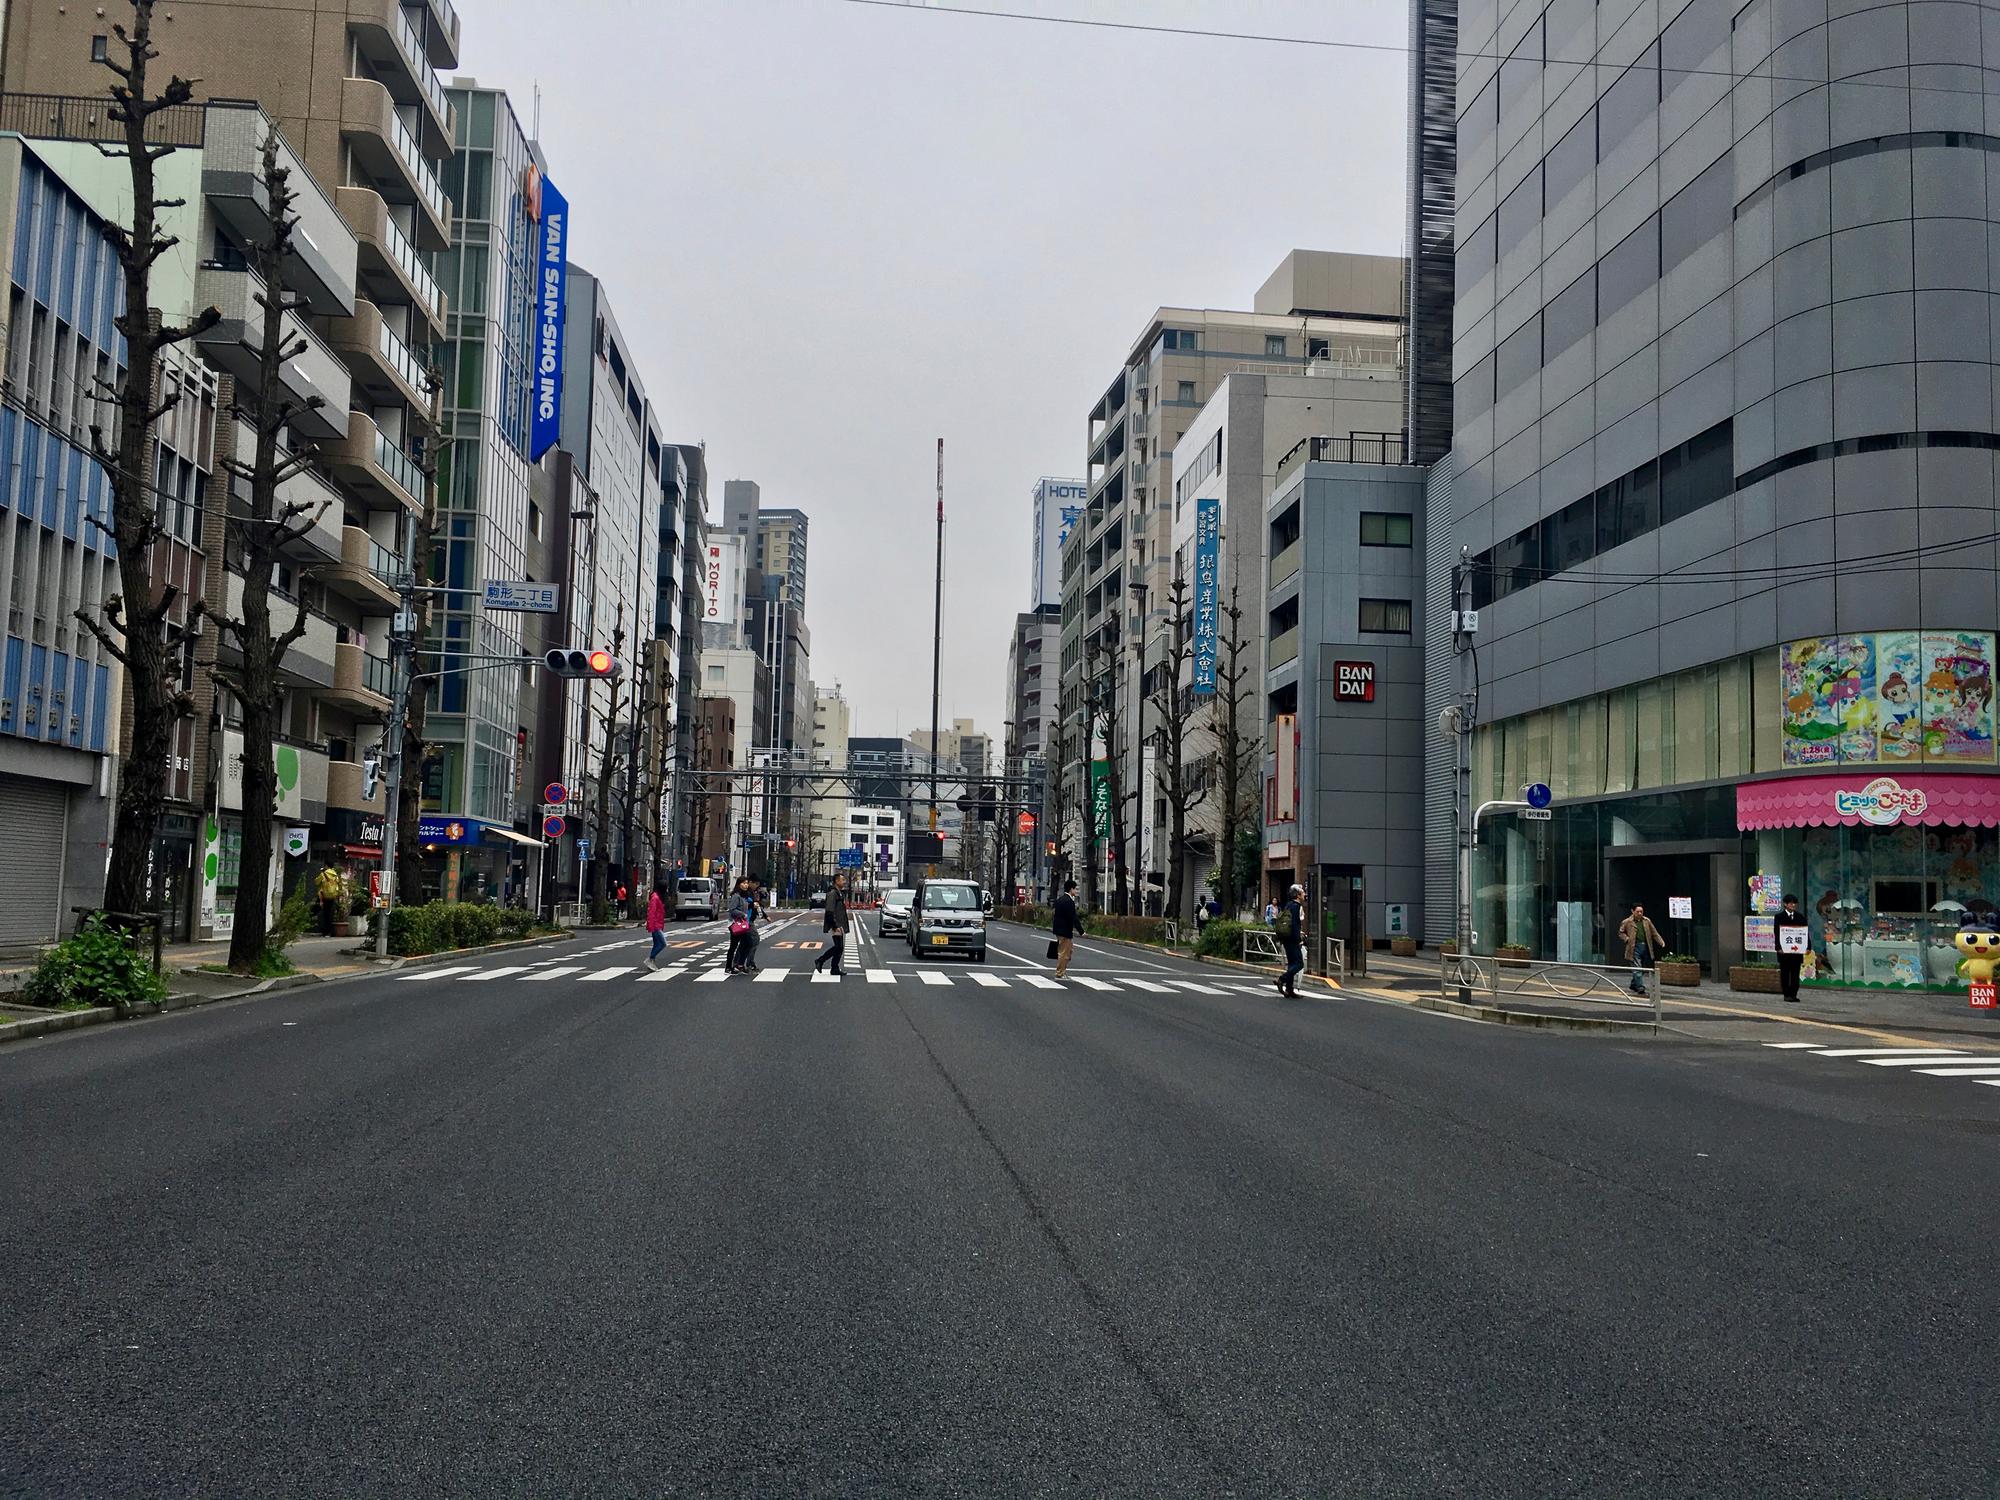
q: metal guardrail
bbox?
[1242,929,1283,965]
[1324,936,1346,982]
[1438,951,1661,1023]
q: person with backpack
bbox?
[1050,878,1080,979]
[727,878,761,974]
[643,879,669,970]
[1275,883,1306,998]
[814,874,850,975]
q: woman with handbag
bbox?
[726,878,760,974]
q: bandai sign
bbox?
[1333,660,1376,702]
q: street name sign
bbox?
[484,579,559,614]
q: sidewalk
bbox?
[1353,949,2000,1050]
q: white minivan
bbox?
[674,877,721,921]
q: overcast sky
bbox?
[460,0,1410,740]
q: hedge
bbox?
[1196,919,1275,959]
[387,901,538,956]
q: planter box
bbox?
[1729,964,1782,993]
[1657,961,1701,987]
[1440,941,1458,957]
[1390,937,1418,957]
[1496,946,1531,961]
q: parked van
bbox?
[674,877,721,920]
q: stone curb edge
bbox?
[0,931,578,1048]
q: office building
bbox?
[755,507,809,614]
[689,694,736,874]
[1065,250,1405,910]
[657,444,708,868]
[808,685,852,865]
[696,643,769,872]
[842,805,904,891]
[1434,0,2000,977]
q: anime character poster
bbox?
[1919,630,1995,764]
[1781,636,1878,766]
[1874,631,1924,761]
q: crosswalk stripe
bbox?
[1763,1041,1824,1049]
[399,966,476,980]
[811,971,840,984]
[969,973,1007,987]
[521,966,584,982]
[695,969,730,983]
[1914,1064,2000,1076]
[579,968,633,982]
[917,971,951,986]
[638,968,685,983]
[1981,1080,2000,1088]
[1168,981,1227,995]
[1072,977,1118,991]
[866,970,895,984]
[460,965,534,982]
[1121,979,1174,993]
[754,968,787,983]
[1859,1053,1974,1066]
[1022,975,1062,989]
[1813,1047,1962,1058]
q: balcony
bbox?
[328,297,438,419]
[335,186,446,339]
[413,0,462,68]
[195,261,352,442]
[323,524,402,613]
[327,640,393,717]
[1270,538,1302,589]
[340,77,450,249]
[326,757,380,815]
[348,0,455,154]
[326,410,425,514]
[1268,625,1300,671]
[199,101,357,316]
[221,569,338,688]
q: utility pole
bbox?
[375,572,416,960]
[928,437,943,879]
[1452,546,1477,976]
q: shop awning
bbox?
[1737,772,2000,830]
[342,844,383,860]
[481,826,546,849]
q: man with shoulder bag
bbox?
[1050,879,1079,979]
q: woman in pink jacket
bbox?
[644,880,669,970]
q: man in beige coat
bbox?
[1618,904,1664,996]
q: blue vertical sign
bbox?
[1192,497,1220,694]
[529,177,570,462]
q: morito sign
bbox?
[529,171,570,462]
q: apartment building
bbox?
[807,685,851,861]
[1065,250,1405,911]
[688,693,735,875]
[1434,0,2000,976]
[656,444,707,868]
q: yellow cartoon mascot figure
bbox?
[1954,920,2000,985]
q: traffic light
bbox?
[784,837,796,850]
[542,648,620,679]
[361,748,381,802]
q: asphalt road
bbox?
[3,915,1996,1498]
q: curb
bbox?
[0,930,577,1049]
[1398,990,1659,1033]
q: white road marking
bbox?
[1762,1041,1825,1049]
[521,966,584,982]
[1120,978,1174,993]
[579,968,633,983]
[1021,975,1062,989]
[969,973,1007,987]
[459,965,534,982]
[754,968,787,983]
[1913,1064,2000,1076]
[1168,981,1228,995]
[695,969,730,983]
[917,971,951,986]
[1858,1053,1975,1067]
[398,966,476,980]
[637,968,685,983]
[811,971,840,984]
[1812,1048,1966,1058]
[1071,978,1118,991]
[866,970,894,984]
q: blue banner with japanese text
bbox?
[1192,497,1220,694]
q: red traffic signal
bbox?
[543,648,620,679]
[784,837,796,850]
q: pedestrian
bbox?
[1051,878,1080,979]
[1275,883,1306,997]
[1618,903,1665,996]
[726,877,758,973]
[815,874,850,975]
[1207,896,1221,923]
[314,860,344,937]
[1774,893,1809,1004]
[1264,897,1278,927]
[644,879,669,970]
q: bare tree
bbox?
[1213,583,1262,917]
[215,136,332,970]
[1146,565,1213,925]
[394,444,441,905]
[1087,635,1135,916]
[80,1,222,917]
[1042,711,1080,900]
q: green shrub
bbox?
[388,900,533,955]
[1084,913,1167,944]
[1196,919,1272,959]
[24,914,168,1013]
[267,880,314,956]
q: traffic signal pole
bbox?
[928,438,943,880]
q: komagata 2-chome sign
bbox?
[1833,775,1930,825]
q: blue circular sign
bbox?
[1525,783,1552,809]
[542,813,566,839]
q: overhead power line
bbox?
[833,0,1999,100]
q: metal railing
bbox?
[0,91,204,146]
[361,650,394,697]
[367,535,405,587]
[393,6,453,127]
[1438,951,1662,1024]
[387,107,448,224]
[1242,928,1283,965]
[1324,936,1347,982]
[1276,430,1410,488]
[379,208,441,317]
[376,318,430,402]
[374,428,424,502]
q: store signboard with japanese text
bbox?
[1780,630,1994,767]
[1192,498,1219,694]
[529,175,570,462]
[702,538,742,626]
[1090,758,1110,843]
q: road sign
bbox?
[542,813,566,839]
[484,579,559,613]
[544,781,569,805]
[1525,782,1552,809]
[838,847,864,869]
[1522,807,1552,821]
[578,837,592,864]
[369,870,392,908]
[1668,895,1694,920]
[1016,811,1036,834]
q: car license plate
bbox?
[930,934,949,945]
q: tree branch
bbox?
[74,607,129,666]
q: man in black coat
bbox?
[1051,879,1080,979]
[815,874,850,975]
